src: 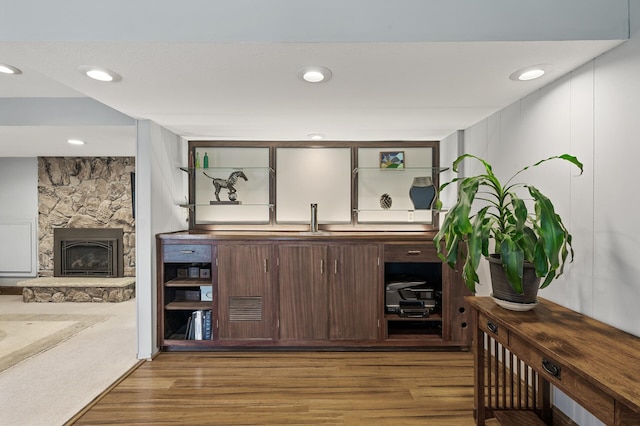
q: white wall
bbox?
[447,3,640,424]
[136,120,188,359]
[0,157,38,283]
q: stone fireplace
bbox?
[54,228,124,278]
[37,157,135,277]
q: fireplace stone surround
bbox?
[37,157,135,277]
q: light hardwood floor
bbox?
[70,351,479,425]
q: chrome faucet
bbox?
[310,203,318,233]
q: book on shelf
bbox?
[193,310,203,340]
[184,316,193,339]
[184,309,212,340]
[204,310,212,340]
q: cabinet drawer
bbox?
[479,313,509,346]
[509,333,614,425]
[163,244,212,263]
[384,244,440,262]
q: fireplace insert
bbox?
[53,228,124,277]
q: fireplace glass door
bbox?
[53,228,124,277]
[61,240,116,276]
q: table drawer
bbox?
[163,244,212,263]
[509,333,614,425]
[384,244,440,263]
[479,313,509,346]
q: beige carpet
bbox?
[0,313,111,373]
[0,295,138,426]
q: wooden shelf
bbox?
[385,333,443,341]
[165,301,212,310]
[385,313,442,322]
[493,411,546,426]
[165,278,211,287]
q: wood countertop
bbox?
[157,230,438,242]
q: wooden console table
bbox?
[466,296,640,425]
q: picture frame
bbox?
[379,151,405,169]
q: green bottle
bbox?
[195,152,200,168]
[203,152,209,169]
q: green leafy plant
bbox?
[434,154,583,294]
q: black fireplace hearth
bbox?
[53,228,124,277]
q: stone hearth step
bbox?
[18,277,135,303]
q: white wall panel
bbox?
[564,62,596,316]
[0,219,36,276]
[591,7,640,336]
[0,158,38,280]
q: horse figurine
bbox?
[203,170,248,202]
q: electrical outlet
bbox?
[407,210,415,222]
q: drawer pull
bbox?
[542,359,561,378]
[179,250,194,254]
[487,321,498,334]
[407,250,422,255]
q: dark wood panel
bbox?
[442,258,472,344]
[218,244,274,340]
[329,244,380,340]
[278,244,328,340]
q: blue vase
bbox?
[409,177,435,210]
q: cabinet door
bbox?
[329,244,380,340]
[218,244,274,340]
[278,244,328,340]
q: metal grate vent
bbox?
[229,296,263,321]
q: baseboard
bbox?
[0,286,23,295]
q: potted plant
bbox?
[434,153,583,310]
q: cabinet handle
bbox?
[320,259,324,275]
[487,321,498,334]
[334,260,338,274]
[542,359,561,378]
[264,259,268,273]
[407,250,422,255]
[179,250,194,254]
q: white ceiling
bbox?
[0,1,629,157]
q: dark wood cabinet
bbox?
[217,244,275,340]
[382,242,471,346]
[278,244,328,340]
[157,232,471,350]
[157,242,215,348]
[278,243,379,342]
[328,244,379,341]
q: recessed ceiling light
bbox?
[298,66,332,83]
[67,139,86,145]
[76,65,122,82]
[509,65,551,81]
[0,63,22,75]
[308,133,325,140]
